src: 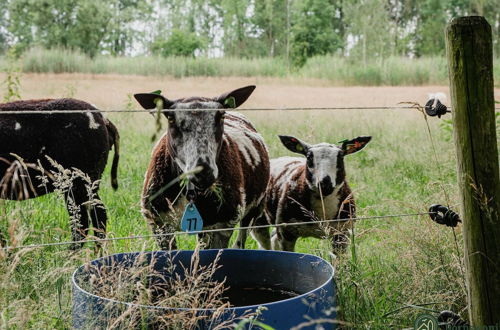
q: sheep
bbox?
[251,135,371,252]
[134,86,270,249]
[0,98,120,247]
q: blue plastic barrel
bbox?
[72,249,336,329]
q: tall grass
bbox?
[298,56,450,86]
[2,47,498,85]
[18,47,288,78]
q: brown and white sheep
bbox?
[251,135,371,252]
[0,98,120,246]
[134,86,270,249]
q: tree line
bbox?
[0,0,498,66]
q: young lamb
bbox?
[0,98,120,247]
[251,135,371,252]
[134,86,270,249]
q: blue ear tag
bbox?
[181,202,203,234]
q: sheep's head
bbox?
[279,135,371,196]
[134,86,256,190]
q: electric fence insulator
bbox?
[425,98,449,118]
[429,204,461,227]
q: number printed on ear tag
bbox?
[181,202,204,234]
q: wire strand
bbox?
[0,106,468,115]
[1,211,431,251]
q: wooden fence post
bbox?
[445,16,500,325]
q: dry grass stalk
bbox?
[76,244,256,329]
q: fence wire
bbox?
[0,106,461,114]
[1,106,499,115]
[1,211,433,251]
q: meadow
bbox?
[1,73,499,329]
[2,47,500,87]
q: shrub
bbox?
[151,30,205,58]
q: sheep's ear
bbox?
[216,85,256,108]
[279,135,310,155]
[134,92,173,110]
[341,136,372,155]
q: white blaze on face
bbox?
[308,143,341,189]
[170,101,223,178]
[14,122,21,130]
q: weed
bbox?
[2,48,22,102]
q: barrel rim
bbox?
[72,248,335,312]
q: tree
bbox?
[413,0,448,57]
[5,0,112,57]
[151,29,205,57]
[0,0,8,53]
[386,0,418,56]
[219,0,254,57]
[71,0,113,57]
[252,0,288,57]
[102,0,151,56]
[290,0,342,67]
[344,0,394,64]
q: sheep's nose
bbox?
[319,175,334,196]
[192,159,216,190]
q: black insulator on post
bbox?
[438,310,469,328]
[425,98,448,118]
[429,204,461,227]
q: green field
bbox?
[0,84,469,329]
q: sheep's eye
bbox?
[216,111,225,124]
[306,152,314,167]
[168,116,176,125]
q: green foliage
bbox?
[2,0,500,62]
[2,48,22,102]
[151,29,205,57]
[251,0,289,57]
[290,0,342,67]
[6,47,500,86]
[344,0,393,63]
[4,0,148,57]
[0,0,7,54]
[439,119,453,142]
[414,0,448,57]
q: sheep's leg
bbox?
[152,224,178,250]
[331,233,349,252]
[89,191,107,242]
[65,182,91,250]
[200,230,232,249]
[272,228,297,251]
[233,222,249,249]
[233,206,268,249]
[142,207,178,250]
[331,199,356,252]
[250,215,271,250]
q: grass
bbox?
[0,94,468,329]
[1,47,499,86]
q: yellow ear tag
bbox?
[296,144,303,152]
